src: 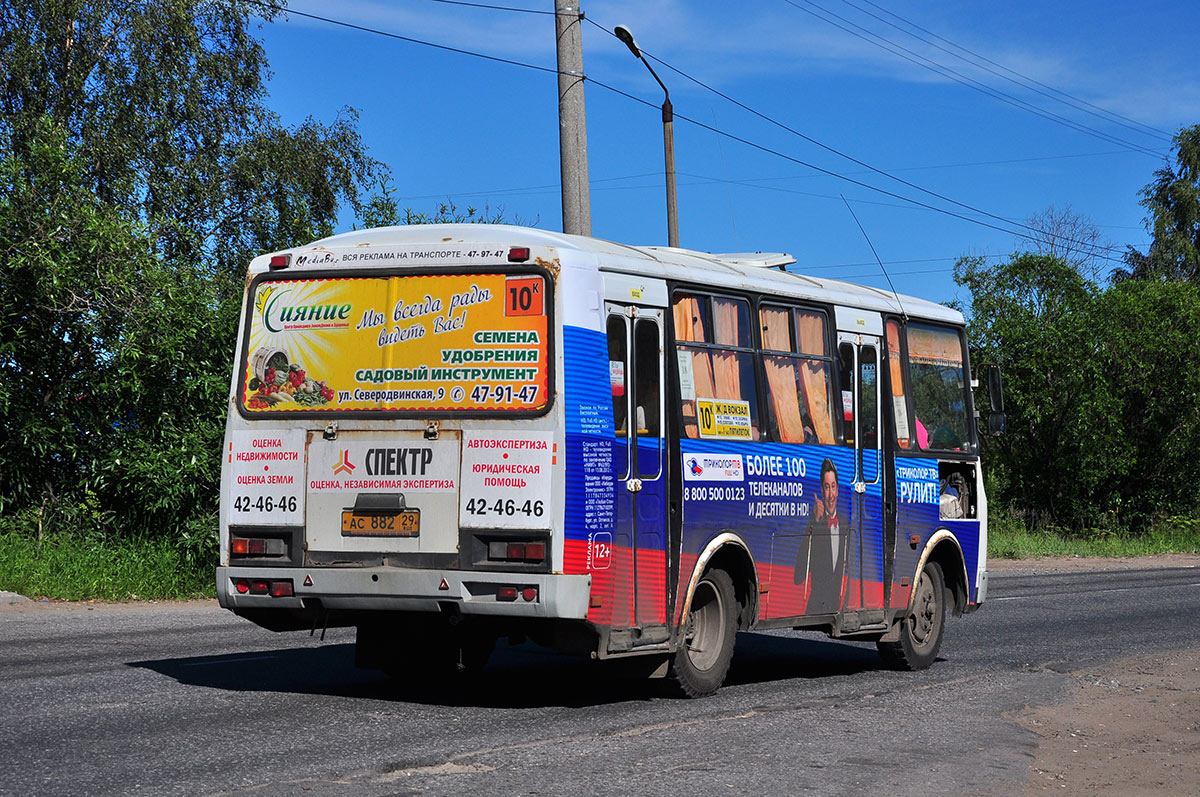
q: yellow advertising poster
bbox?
[241,273,549,413]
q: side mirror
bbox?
[987,411,1006,437]
[985,364,1004,413]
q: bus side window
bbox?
[761,305,835,445]
[673,293,759,441]
[906,324,970,452]
[859,345,878,451]
[672,294,706,439]
[838,342,855,446]
[886,318,914,449]
[633,318,660,440]
[607,315,628,439]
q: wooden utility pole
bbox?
[555,1,591,237]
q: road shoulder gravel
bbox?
[1019,648,1200,793]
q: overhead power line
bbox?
[587,73,1126,264]
[852,0,1173,140]
[253,0,1131,265]
[583,17,1130,262]
[778,0,1165,159]
[246,0,558,75]
[421,0,553,14]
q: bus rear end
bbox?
[216,234,592,673]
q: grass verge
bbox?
[988,514,1200,559]
[4,514,1198,602]
[0,531,215,601]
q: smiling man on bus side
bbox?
[794,458,848,615]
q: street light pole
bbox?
[614,24,679,248]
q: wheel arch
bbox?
[680,532,759,633]
[912,529,969,618]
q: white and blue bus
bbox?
[217,224,1003,696]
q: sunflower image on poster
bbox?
[243,282,341,410]
[240,274,548,413]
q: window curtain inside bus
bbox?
[673,295,713,438]
[761,306,835,445]
[761,307,805,443]
[795,310,834,445]
[886,319,913,449]
[674,294,758,440]
[711,298,744,403]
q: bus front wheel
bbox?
[669,568,736,698]
[877,561,946,670]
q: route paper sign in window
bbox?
[696,398,753,440]
[239,273,550,415]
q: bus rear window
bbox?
[239,272,550,415]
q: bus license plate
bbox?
[341,509,420,537]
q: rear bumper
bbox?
[216,566,592,620]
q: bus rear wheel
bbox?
[669,568,736,698]
[877,561,945,670]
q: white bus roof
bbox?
[271,223,961,325]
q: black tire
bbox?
[668,568,737,698]
[877,560,946,671]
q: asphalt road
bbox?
[2,565,1198,797]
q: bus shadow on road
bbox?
[128,631,895,708]
[725,631,888,687]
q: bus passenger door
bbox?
[838,335,887,619]
[606,305,668,635]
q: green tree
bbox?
[954,253,1123,528]
[0,1,387,545]
[0,122,164,522]
[1092,279,1200,523]
[0,0,385,273]
[957,248,1200,531]
[1119,124,1200,282]
[357,176,515,230]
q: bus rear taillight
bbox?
[488,540,546,563]
[233,578,293,597]
[230,535,287,558]
[497,585,538,602]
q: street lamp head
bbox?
[612,22,678,248]
[613,24,641,59]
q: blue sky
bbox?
[255,0,1200,305]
